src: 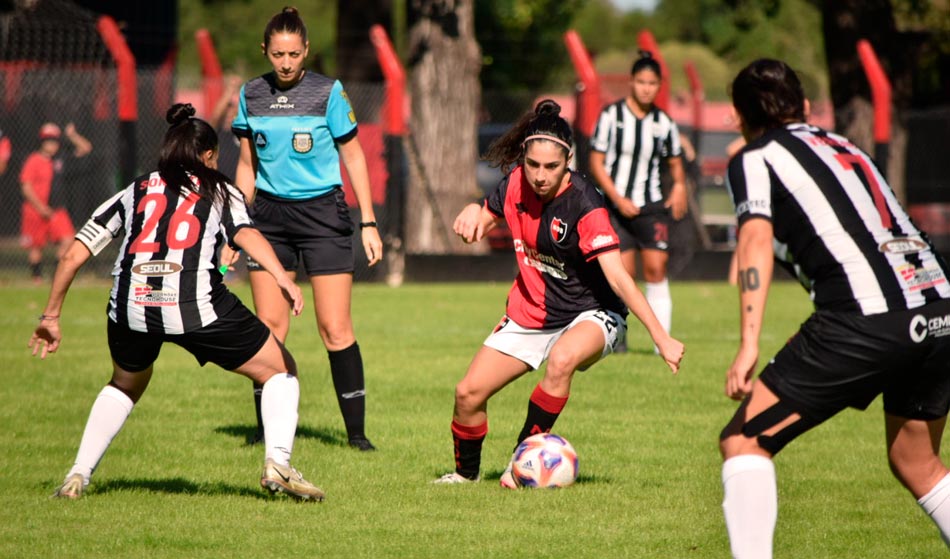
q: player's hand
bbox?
[656,334,685,374]
[361,226,383,267]
[219,245,240,273]
[453,203,486,244]
[725,343,758,400]
[614,198,640,219]
[29,319,62,359]
[275,274,304,316]
[665,183,688,221]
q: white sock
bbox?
[918,472,950,548]
[722,455,777,559]
[261,372,298,466]
[67,385,135,484]
[646,279,672,353]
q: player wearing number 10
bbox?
[31,104,324,501]
[719,59,950,557]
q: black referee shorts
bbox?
[760,298,950,423]
[247,188,355,276]
[107,302,272,372]
[607,203,671,252]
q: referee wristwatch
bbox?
[359,221,377,229]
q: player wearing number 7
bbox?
[720,59,950,557]
[31,103,325,501]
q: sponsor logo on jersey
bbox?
[735,199,770,216]
[270,95,295,110]
[139,176,166,190]
[550,217,567,244]
[254,131,268,149]
[132,261,183,276]
[513,238,567,279]
[896,263,948,292]
[879,237,928,255]
[292,132,313,154]
[132,284,179,307]
[591,234,616,250]
[909,313,950,343]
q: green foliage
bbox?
[1,280,948,557]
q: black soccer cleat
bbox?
[348,436,376,451]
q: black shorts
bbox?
[247,188,354,276]
[107,303,272,372]
[759,298,950,422]
[607,203,670,252]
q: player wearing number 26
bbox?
[31,103,325,501]
[719,59,950,557]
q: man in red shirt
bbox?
[20,122,92,283]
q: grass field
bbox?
[1,278,945,558]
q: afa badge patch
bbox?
[341,90,357,124]
[293,132,313,153]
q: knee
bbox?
[454,380,485,413]
[643,267,667,284]
[719,433,768,461]
[319,320,355,350]
[544,349,577,386]
[888,447,943,490]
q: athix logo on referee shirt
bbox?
[270,95,295,110]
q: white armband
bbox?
[76,219,115,256]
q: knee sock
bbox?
[252,382,264,433]
[452,420,487,480]
[646,279,672,334]
[918,472,950,548]
[67,385,135,484]
[722,455,777,559]
[261,372,299,466]
[327,342,367,440]
[30,262,42,279]
[515,384,569,448]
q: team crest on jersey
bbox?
[254,131,268,149]
[292,132,313,153]
[550,217,568,244]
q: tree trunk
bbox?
[406,0,481,254]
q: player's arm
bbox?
[453,202,500,244]
[64,123,92,158]
[338,136,383,266]
[233,226,303,316]
[725,216,774,400]
[29,240,92,359]
[598,250,684,373]
[234,137,258,206]
[589,150,638,219]
[665,156,688,220]
[21,179,52,217]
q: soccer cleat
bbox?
[260,459,325,502]
[248,428,264,446]
[432,472,479,484]
[52,473,85,500]
[348,436,376,451]
[499,460,518,489]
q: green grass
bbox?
[0,279,945,558]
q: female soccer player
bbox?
[588,51,687,350]
[231,6,382,450]
[33,104,324,502]
[720,59,950,556]
[434,100,685,486]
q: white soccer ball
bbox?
[511,432,578,488]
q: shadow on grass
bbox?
[88,477,271,499]
[473,468,609,486]
[214,423,348,448]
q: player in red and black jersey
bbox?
[434,100,685,486]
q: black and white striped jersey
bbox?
[727,123,950,315]
[75,171,253,334]
[590,100,682,208]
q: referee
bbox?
[719,59,950,557]
[589,52,686,351]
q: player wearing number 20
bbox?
[720,59,950,557]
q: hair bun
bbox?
[282,6,298,16]
[166,103,196,127]
[638,49,653,59]
[534,99,561,118]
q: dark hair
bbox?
[730,59,806,132]
[264,6,308,48]
[158,103,235,210]
[631,50,661,78]
[482,99,573,173]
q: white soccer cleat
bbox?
[52,473,85,500]
[432,472,479,484]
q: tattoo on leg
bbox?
[738,267,760,292]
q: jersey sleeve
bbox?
[220,183,254,249]
[663,119,683,158]
[590,105,615,153]
[327,80,358,142]
[19,153,39,184]
[726,147,772,225]
[75,187,129,256]
[577,190,620,261]
[231,84,251,139]
[484,173,510,218]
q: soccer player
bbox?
[231,6,382,450]
[719,59,950,557]
[588,51,687,351]
[434,99,685,486]
[19,122,92,283]
[32,103,324,502]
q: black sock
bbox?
[515,384,569,448]
[452,420,487,480]
[253,382,263,433]
[30,262,42,278]
[327,342,366,440]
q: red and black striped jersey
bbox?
[75,171,253,334]
[727,123,950,315]
[486,167,624,329]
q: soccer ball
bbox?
[511,433,578,488]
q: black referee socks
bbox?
[328,342,370,445]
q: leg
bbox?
[247,269,295,442]
[310,273,373,448]
[886,414,950,547]
[641,248,672,338]
[28,246,43,283]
